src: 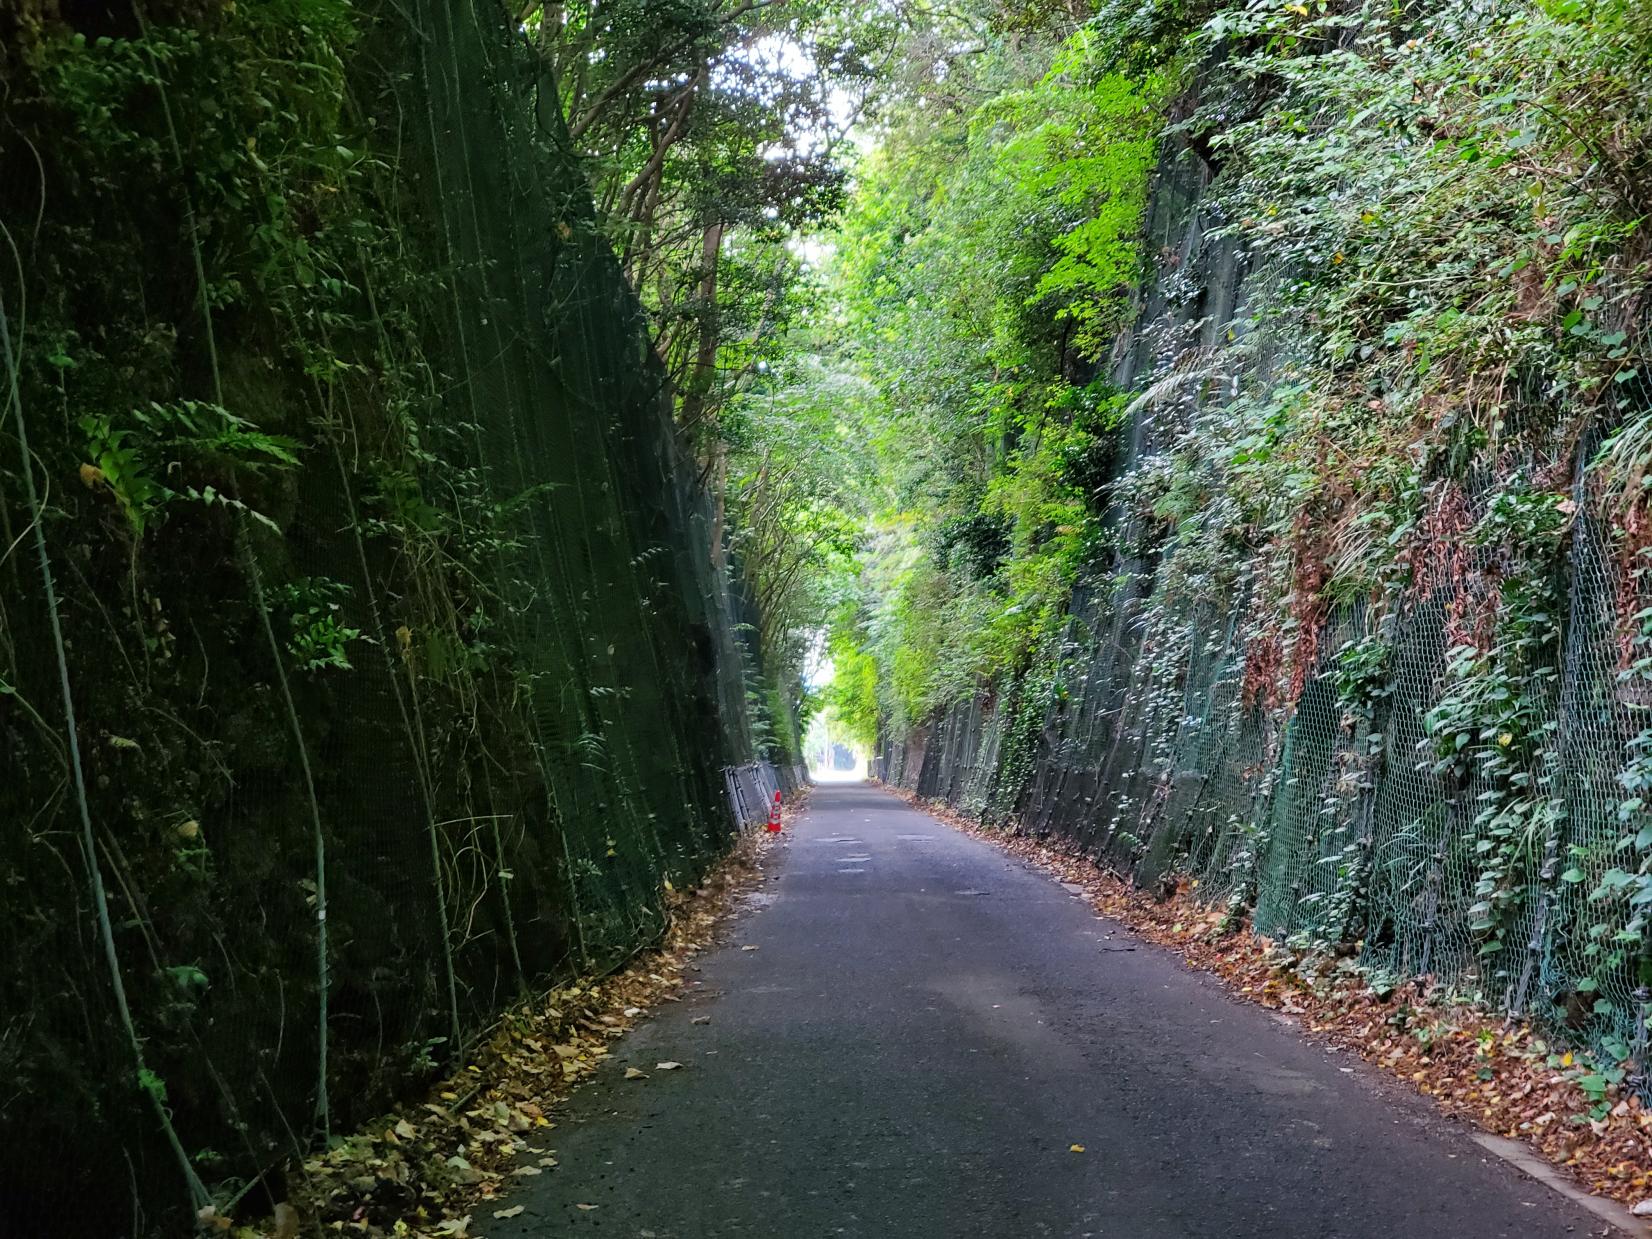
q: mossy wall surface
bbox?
[882,0,1652,1099]
[0,1,767,1229]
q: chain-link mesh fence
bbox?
[879,132,1652,1088]
[0,1,785,1232]
[886,485,1652,1078]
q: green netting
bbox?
[883,134,1652,1094]
[0,1,787,1232]
[892,488,1652,1072]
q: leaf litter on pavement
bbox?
[894,787,1652,1216]
[221,814,789,1238]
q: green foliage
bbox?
[528,0,888,451]
[822,613,880,749]
[1331,635,1393,716]
[988,36,1169,355]
[80,401,298,537]
[278,578,364,673]
[804,8,1169,730]
[723,351,870,757]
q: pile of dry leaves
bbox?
[213,809,791,1239]
[894,788,1652,1214]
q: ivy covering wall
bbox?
[837,0,1652,1103]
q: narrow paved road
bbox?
[492,783,1615,1237]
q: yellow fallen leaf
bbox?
[625,1067,648,1080]
[1069,1144,1085,1153]
[394,1118,417,1140]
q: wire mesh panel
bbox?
[0,1,773,1232]
[891,105,1652,1098]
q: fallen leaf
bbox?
[740,945,759,952]
[1069,1144,1085,1153]
[691,1015,711,1025]
[512,1166,543,1177]
[493,1205,526,1219]
[394,1118,418,1140]
[576,1203,599,1211]
[655,1061,683,1071]
[624,1067,648,1080]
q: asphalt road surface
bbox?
[490,781,1620,1238]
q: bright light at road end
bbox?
[805,708,865,782]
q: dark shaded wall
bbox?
[0,1,770,1231]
